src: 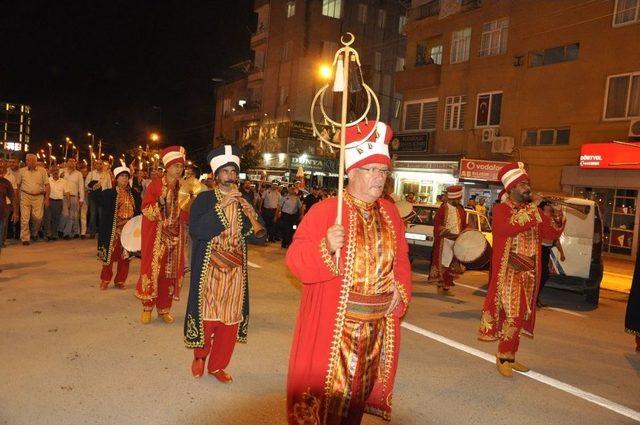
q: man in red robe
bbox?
[285,121,412,424]
[135,146,188,324]
[428,185,467,295]
[478,162,564,377]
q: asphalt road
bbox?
[0,239,638,425]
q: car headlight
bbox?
[405,232,427,241]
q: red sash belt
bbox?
[345,292,393,322]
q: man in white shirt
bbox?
[44,166,65,240]
[60,158,84,239]
[85,160,111,238]
[261,182,282,243]
[18,154,50,245]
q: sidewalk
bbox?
[602,255,635,293]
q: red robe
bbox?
[479,200,563,340]
[285,196,412,423]
[428,203,467,285]
[135,177,188,303]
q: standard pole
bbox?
[335,46,351,265]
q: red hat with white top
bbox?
[161,146,186,168]
[446,185,463,199]
[498,162,529,192]
[344,121,392,172]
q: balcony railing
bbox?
[394,64,441,93]
[409,0,440,21]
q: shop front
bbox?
[458,158,510,210]
[561,142,640,260]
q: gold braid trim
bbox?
[379,204,397,408]
[322,206,357,419]
[396,281,409,307]
[625,327,640,337]
[142,203,161,221]
[104,190,120,265]
[184,239,213,348]
[320,238,340,276]
[149,222,164,298]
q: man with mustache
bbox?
[478,162,564,377]
[286,121,412,424]
[184,145,266,382]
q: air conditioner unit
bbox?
[629,119,640,137]
[481,128,500,143]
[491,136,515,154]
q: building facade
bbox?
[213,0,408,185]
[396,0,640,259]
[0,101,31,158]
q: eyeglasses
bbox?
[357,167,391,177]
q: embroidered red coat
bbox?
[428,202,467,281]
[135,177,188,302]
[285,196,412,423]
[479,200,564,339]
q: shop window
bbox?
[402,99,438,132]
[450,28,471,64]
[479,18,509,57]
[445,95,466,130]
[604,72,640,120]
[613,0,640,26]
[529,43,579,67]
[475,92,502,128]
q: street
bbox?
[1,239,638,425]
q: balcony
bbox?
[408,0,440,21]
[247,67,264,88]
[231,101,262,122]
[251,24,269,47]
[394,64,441,93]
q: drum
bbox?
[453,230,491,269]
[395,200,415,222]
[121,215,142,254]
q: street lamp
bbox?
[319,64,333,81]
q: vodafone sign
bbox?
[459,159,510,181]
[579,143,640,170]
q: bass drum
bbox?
[121,215,143,254]
[395,200,416,222]
[453,230,491,269]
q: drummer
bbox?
[97,165,141,290]
[428,185,467,295]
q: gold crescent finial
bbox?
[341,32,355,46]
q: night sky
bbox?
[1,0,255,160]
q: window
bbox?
[377,9,386,28]
[450,28,471,64]
[393,99,402,119]
[279,86,289,105]
[613,0,640,26]
[322,41,337,59]
[430,45,443,65]
[223,98,232,116]
[522,128,571,146]
[402,99,438,132]
[396,57,405,72]
[374,52,382,71]
[287,1,296,18]
[445,95,467,130]
[475,92,502,127]
[254,50,265,69]
[282,40,293,61]
[604,72,640,119]
[358,3,367,23]
[479,18,509,57]
[398,15,407,34]
[322,0,342,19]
[529,43,579,67]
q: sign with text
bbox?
[459,159,510,181]
[579,142,640,170]
[390,133,430,153]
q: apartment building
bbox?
[0,101,31,158]
[395,0,640,259]
[213,0,408,185]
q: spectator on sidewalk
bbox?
[277,185,302,249]
[60,158,84,239]
[44,166,65,241]
[3,158,20,244]
[18,154,50,245]
[0,159,18,266]
[79,165,89,239]
[261,182,281,243]
[85,159,111,239]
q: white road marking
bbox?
[401,321,640,423]
[247,261,262,269]
[412,272,587,318]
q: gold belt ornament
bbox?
[345,292,393,321]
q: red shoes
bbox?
[192,358,205,378]
[209,369,233,383]
[100,281,109,290]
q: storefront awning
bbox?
[579,142,640,170]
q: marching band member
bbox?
[184,145,266,382]
[428,185,467,295]
[97,165,140,289]
[285,121,412,424]
[135,146,188,324]
[478,162,564,377]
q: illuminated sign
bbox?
[459,159,510,181]
[579,143,640,170]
